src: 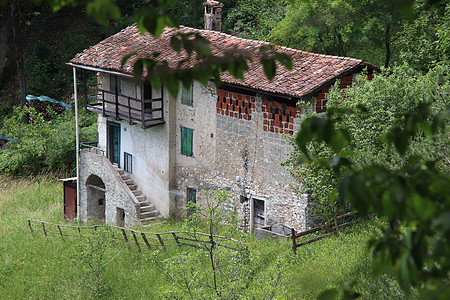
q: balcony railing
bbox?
[86,87,165,129]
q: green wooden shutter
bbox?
[181,126,193,156]
[181,84,193,106]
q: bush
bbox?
[0,105,96,176]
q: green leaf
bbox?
[165,75,180,99]
[133,59,144,81]
[398,255,412,293]
[170,36,182,53]
[261,58,276,81]
[275,53,293,70]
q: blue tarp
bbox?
[26,95,72,110]
[0,135,16,142]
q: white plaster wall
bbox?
[96,76,174,217]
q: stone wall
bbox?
[79,150,139,227]
[175,83,309,231]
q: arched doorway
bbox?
[86,175,106,221]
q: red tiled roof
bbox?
[70,25,371,98]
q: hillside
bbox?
[0,176,406,299]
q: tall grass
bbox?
[0,176,406,299]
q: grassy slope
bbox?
[0,176,405,299]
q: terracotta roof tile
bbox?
[70,25,370,98]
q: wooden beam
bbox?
[87,184,106,192]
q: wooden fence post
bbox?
[121,228,130,249]
[132,231,141,251]
[28,219,33,233]
[57,225,63,238]
[291,228,297,255]
[156,234,165,248]
[141,232,151,250]
[172,232,181,247]
[42,222,47,237]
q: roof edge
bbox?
[67,63,134,78]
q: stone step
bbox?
[135,195,146,202]
[140,204,156,212]
[139,210,160,218]
[127,184,137,191]
[123,178,134,185]
[132,190,143,196]
[140,215,163,223]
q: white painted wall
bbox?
[96,75,174,216]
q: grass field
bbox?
[0,176,406,299]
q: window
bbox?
[181,126,193,156]
[110,75,122,94]
[181,83,193,106]
[124,152,132,174]
[187,187,197,215]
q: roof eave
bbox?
[299,61,378,100]
[66,62,135,78]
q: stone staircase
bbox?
[114,166,163,225]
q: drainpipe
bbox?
[73,67,81,221]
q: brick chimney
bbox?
[203,1,223,31]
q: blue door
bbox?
[107,122,120,167]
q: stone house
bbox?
[68,1,376,231]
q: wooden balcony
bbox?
[86,88,165,129]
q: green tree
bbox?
[153,190,253,299]
[225,0,286,41]
[269,0,413,67]
[293,64,449,297]
[396,1,450,72]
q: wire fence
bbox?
[27,219,239,252]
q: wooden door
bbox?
[64,181,76,219]
[108,122,120,166]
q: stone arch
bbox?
[86,174,106,221]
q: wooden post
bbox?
[156,234,165,248]
[128,97,132,124]
[42,222,47,237]
[132,231,141,251]
[172,232,181,247]
[160,85,164,121]
[291,228,297,255]
[28,219,33,233]
[141,84,145,129]
[121,228,129,242]
[141,232,151,250]
[102,90,106,117]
